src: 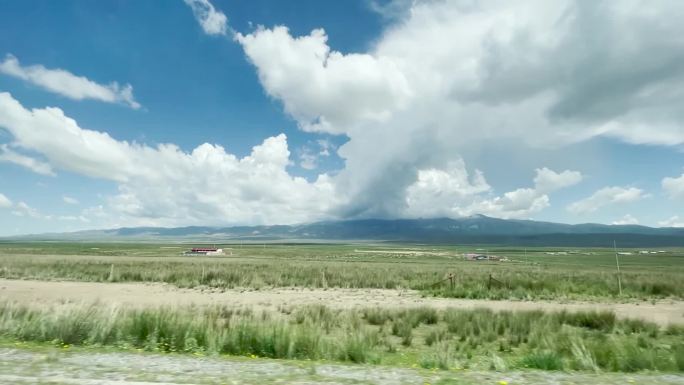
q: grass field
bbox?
[1,301,683,372]
[0,241,683,378]
[0,242,682,301]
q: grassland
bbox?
[0,242,682,301]
[1,241,683,377]
[1,301,683,372]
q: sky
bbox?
[0,0,683,235]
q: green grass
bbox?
[0,242,682,301]
[0,301,682,372]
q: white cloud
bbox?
[0,194,41,219]
[12,201,41,218]
[317,139,334,156]
[612,214,639,225]
[368,0,414,21]
[184,0,228,36]
[0,92,337,227]
[568,186,647,215]
[659,216,684,228]
[57,215,89,222]
[404,164,576,219]
[533,167,582,194]
[297,140,336,170]
[404,159,491,218]
[0,193,11,208]
[236,27,411,134]
[662,172,684,199]
[62,196,79,205]
[0,144,55,176]
[299,150,317,170]
[237,0,684,219]
[0,55,140,109]
[5,1,684,228]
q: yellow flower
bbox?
[498,381,508,385]
[249,354,257,359]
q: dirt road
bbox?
[1,278,682,326]
[1,346,682,385]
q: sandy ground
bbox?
[1,278,682,326]
[1,347,683,385]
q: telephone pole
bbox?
[613,240,622,296]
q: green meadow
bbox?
[0,242,682,301]
[0,242,683,376]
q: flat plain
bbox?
[0,242,683,384]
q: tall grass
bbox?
[0,302,379,363]
[2,252,682,301]
[0,302,682,372]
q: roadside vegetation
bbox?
[0,301,682,372]
[0,243,682,301]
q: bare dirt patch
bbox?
[1,278,682,326]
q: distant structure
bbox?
[183,247,224,256]
[463,253,501,261]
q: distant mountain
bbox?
[6,215,684,247]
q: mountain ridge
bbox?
[5,216,684,247]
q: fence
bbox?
[429,273,507,290]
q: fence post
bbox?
[488,274,492,290]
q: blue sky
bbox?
[0,0,683,235]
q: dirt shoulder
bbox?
[1,278,682,326]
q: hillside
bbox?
[8,215,684,247]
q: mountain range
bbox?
[7,215,684,247]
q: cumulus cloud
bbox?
[236,0,684,218]
[0,194,42,219]
[0,193,11,208]
[567,186,647,215]
[612,214,639,225]
[662,172,684,199]
[236,27,412,134]
[12,201,41,218]
[6,1,684,227]
[0,92,337,226]
[659,216,684,228]
[533,168,583,194]
[404,159,491,218]
[184,0,228,36]
[0,144,55,176]
[297,140,336,170]
[317,139,334,156]
[0,54,140,109]
[62,196,79,205]
[404,164,577,219]
[299,150,317,170]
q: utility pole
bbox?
[614,240,622,296]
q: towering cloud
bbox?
[3,0,684,227]
[236,0,684,218]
